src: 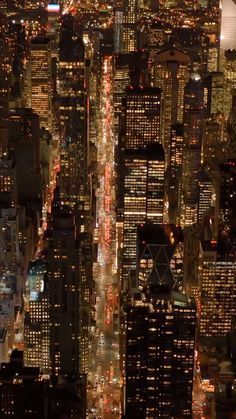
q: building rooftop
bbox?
[125,143,165,160]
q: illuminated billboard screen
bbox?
[47,3,60,13]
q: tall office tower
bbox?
[114,8,123,53]
[208,72,224,114]
[114,52,148,142]
[183,225,201,305]
[153,50,189,166]
[199,240,236,337]
[120,86,162,150]
[201,116,225,172]
[120,144,165,293]
[0,350,46,418]
[58,15,87,206]
[0,15,11,119]
[219,160,236,231]
[181,73,204,227]
[46,200,80,376]
[229,88,236,132]
[0,158,17,208]
[122,0,138,52]
[220,0,236,52]
[114,54,130,141]
[77,232,93,374]
[223,50,236,118]
[126,226,196,417]
[30,37,52,132]
[24,260,50,374]
[46,2,61,57]
[202,1,221,72]
[198,170,215,223]
[126,296,196,418]
[118,144,165,378]
[137,224,184,293]
[169,124,183,223]
[118,87,164,372]
[7,108,42,208]
[0,208,20,277]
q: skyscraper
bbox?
[136,224,184,293]
[181,73,204,226]
[58,15,87,206]
[200,240,236,337]
[120,86,162,150]
[198,170,214,223]
[154,49,189,166]
[120,144,165,292]
[7,108,41,207]
[122,0,138,53]
[219,159,236,231]
[169,123,184,223]
[125,224,195,418]
[24,260,50,374]
[126,294,196,418]
[46,200,80,376]
[220,0,236,52]
[113,54,130,141]
[30,37,52,133]
[118,144,165,380]
[223,50,236,118]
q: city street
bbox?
[87,56,121,418]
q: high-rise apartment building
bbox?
[30,37,52,132]
[154,49,189,166]
[181,73,204,226]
